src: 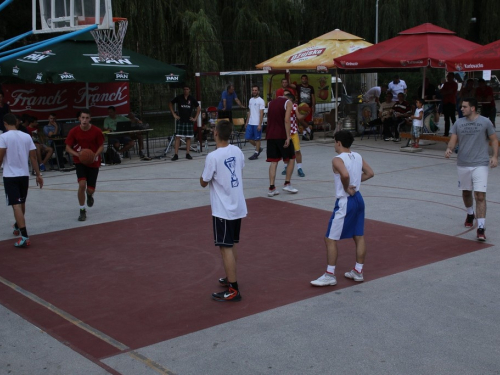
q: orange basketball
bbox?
[298,102,311,115]
[79,149,95,165]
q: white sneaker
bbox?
[268,188,280,197]
[283,184,298,193]
[311,273,337,286]
[344,269,364,282]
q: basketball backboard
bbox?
[32,0,114,34]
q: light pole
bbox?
[375,0,379,44]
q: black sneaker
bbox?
[309,130,314,140]
[212,287,241,302]
[171,154,179,161]
[464,213,475,228]
[218,277,229,287]
[302,135,310,141]
[186,154,193,160]
[477,228,486,241]
[78,209,87,221]
[248,153,258,160]
[87,194,94,208]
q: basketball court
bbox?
[1,130,500,374]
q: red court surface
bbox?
[0,197,491,360]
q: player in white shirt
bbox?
[0,114,43,248]
[201,120,247,302]
[311,130,374,287]
[245,86,266,160]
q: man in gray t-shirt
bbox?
[445,98,498,241]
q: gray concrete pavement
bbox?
[1,122,500,374]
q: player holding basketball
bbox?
[311,130,374,286]
[0,114,43,247]
[445,97,498,241]
[200,120,247,302]
[65,108,105,222]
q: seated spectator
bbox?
[17,115,29,134]
[367,93,396,140]
[391,93,412,142]
[43,113,65,168]
[127,111,146,158]
[103,106,135,158]
[26,116,53,172]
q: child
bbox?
[311,130,374,287]
[200,120,247,302]
[411,98,424,148]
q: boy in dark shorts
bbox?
[200,120,247,302]
[65,108,105,221]
[0,113,43,247]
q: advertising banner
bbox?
[2,82,130,120]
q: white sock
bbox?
[297,163,302,169]
[80,205,86,210]
[355,263,364,273]
[303,131,307,136]
[466,206,474,215]
[326,265,336,275]
[477,218,485,228]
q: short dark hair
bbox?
[252,85,259,91]
[285,93,295,102]
[183,85,190,90]
[301,74,308,79]
[416,98,424,105]
[478,78,486,84]
[108,106,116,111]
[80,108,91,116]
[49,112,57,117]
[334,130,354,148]
[227,84,234,91]
[3,113,17,126]
[463,97,478,110]
[216,120,232,141]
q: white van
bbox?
[315,77,348,115]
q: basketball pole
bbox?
[0,25,97,63]
[0,31,33,50]
[0,0,14,12]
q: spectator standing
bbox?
[200,120,247,302]
[0,92,11,133]
[169,85,201,161]
[217,85,244,122]
[310,130,374,287]
[440,72,458,136]
[26,117,53,172]
[363,84,388,104]
[245,86,265,160]
[275,78,297,98]
[388,75,407,102]
[475,79,496,127]
[445,98,498,241]
[65,109,105,222]
[297,74,315,140]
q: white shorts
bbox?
[457,166,489,192]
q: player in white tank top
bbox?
[311,130,374,287]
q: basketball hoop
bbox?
[90,17,128,61]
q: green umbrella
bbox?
[0,35,185,84]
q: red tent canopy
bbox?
[334,23,481,71]
[446,39,500,72]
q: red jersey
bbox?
[65,124,105,168]
[266,97,289,139]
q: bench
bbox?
[400,132,450,147]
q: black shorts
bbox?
[110,136,132,145]
[75,163,99,189]
[212,216,242,247]
[3,176,29,206]
[266,139,296,162]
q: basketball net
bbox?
[90,18,128,61]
